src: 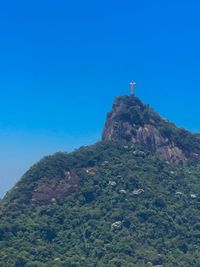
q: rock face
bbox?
[111,221,123,231]
[135,124,186,163]
[3,95,200,266]
[32,170,80,204]
[102,96,200,164]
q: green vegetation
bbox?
[1,141,200,266]
[113,96,200,157]
[1,95,200,266]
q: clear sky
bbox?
[1,0,200,198]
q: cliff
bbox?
[103,96,200,164]
[2,95,200,266]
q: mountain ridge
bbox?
[1,95,200,266]
[102,95,200,164]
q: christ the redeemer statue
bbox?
[129,81,136,96]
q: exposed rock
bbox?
[175,191,184,196]
[84,167,96,175]
[51,197,57,204]
[32,170,80,204]
[133,124,186,163]
[111,221,123,231]
[119,189,127,194]
[133,150,146,156]
[108,181,117,187]
[102,95,200,164]
[133,189,145,195]
[101,161,109,166]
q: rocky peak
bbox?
[102,95,200,164]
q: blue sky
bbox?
[1,0,200,198]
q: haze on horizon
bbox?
[1,0,200,198]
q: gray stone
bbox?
[175,191,184,196]
[133,150,145,156]
[119,189,127,194]
[108,181,117,187]
[111,221,123,231]
[133,189,145,195]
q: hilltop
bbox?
[103,96,200,164]
[1,96,200,267]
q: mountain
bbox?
[103,96,200,164]
[1,95,200,267]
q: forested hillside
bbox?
[1,96,200,266]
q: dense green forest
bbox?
[1,141,200,266]
[1,96,200,266]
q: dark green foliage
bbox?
[112,96,200,158]
[1,95,200,266]
[1,141,200,266]
[114,96,152,126]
